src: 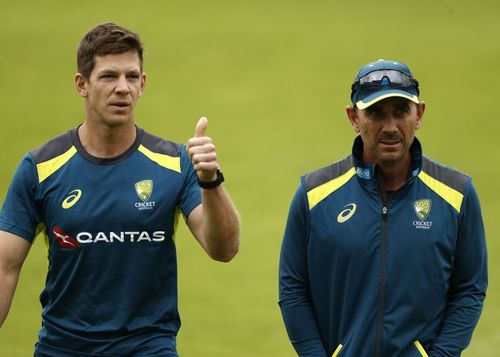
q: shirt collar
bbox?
[351,135,422,181]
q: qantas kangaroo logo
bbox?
[53,227,81,249]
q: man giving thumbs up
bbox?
[186,116,240,262]
[0,22,239,357]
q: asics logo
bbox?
[337,203,357,223]
[62,189,82,209]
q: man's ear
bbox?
[346,105,360,133]
[415,102,426,129]
[75,73,88,97]
[140,72,147,95]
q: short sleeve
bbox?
[177,144,202,218]
[0,154,41,242]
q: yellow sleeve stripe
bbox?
[307,167,356,210]
[138,145,181,173]
[36,146,77,183]
[172,207,181,243]
[418,170,464,213]
[414,340,429,357]
[39,225,50,257]
[332,344,343,357]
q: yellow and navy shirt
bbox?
[0,126,201,357]
[279,136,487,357]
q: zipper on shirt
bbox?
[375,203,388,357]
[375,170,390,357]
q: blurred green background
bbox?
[0,0,499,356]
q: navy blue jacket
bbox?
[279,137,487,357]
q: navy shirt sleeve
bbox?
[279,181,328,357]
[177,144,202,218]
[429,180,488,356]
[0,154,41,242]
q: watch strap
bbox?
[198,170,224,189]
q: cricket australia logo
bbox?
[134,180,156,210]
[413,198,433,229]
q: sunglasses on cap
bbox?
[352,70,419,94]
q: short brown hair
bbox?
[77,23,144,79]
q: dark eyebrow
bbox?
[367,103,383,111]
[96,69,141,77]
[394,100,412,110]
[97,69,117,76]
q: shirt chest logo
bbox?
[413,198,433,229]
[53,227,81,248]
[135,180,156,210]
[337,203,357,223]
[135,180,153,201]
[62,189,83,209]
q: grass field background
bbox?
[0,0,499,356]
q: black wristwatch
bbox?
[198,169,224,189]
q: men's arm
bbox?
[187,190,239,262]
[186,117,240,262]
[428,182,488,356]
[0,231,31,327]
[279,185,328,357]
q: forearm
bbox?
[199,185,240,262]
[279,298,328,357]
[0,231,31,327]
[429,182,487,355]
[279,185,327,356]
[427,288,486,356]
[0,267,21,327]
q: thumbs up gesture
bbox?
[187,117,219,182]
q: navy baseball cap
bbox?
[350,59,420,109]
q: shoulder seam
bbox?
[141,130,182,157]
[36,146,78,183]
[30,131,73,164]
[421,156,469,193]
[304,155,354,191]
[305,158,356,210]
[418,171,465,213]
[419,156,469,213]
[29,131,76,183]
[138,145,181,173]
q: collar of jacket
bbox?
[351,135,423,185]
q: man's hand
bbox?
[187,117,219,182]
[185,116,239,262]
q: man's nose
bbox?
[115,76,130,94]
[382,116,398,133]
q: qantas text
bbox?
[76,231,166,243]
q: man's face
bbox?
[76,51,146,127]
[347,97,425,166]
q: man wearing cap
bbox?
[278,59,487,356]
